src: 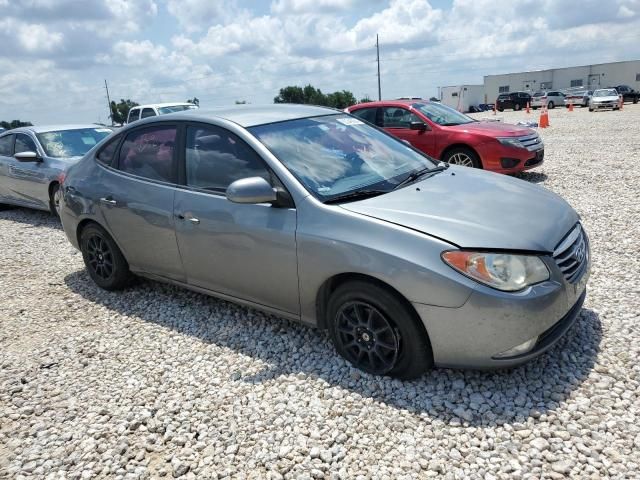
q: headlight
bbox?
[441,251,549,291]
[497,137,524,149]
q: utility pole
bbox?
[104,79,113,125]
[376,34,382,101]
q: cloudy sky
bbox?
[1,0,639,124]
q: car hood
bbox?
[340,166,578,252]
[445,121,533,137]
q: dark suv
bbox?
[611,85,639,104]
[496,92,532,111]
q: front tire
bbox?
[80,224,133,290]
[49,183,61,217]
[514,103,521,111]
[327,281,433,379]
[443,147,481,168]
[548,101,555,109]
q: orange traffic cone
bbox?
[619,97,624,110]
[539,106,549,128]
[493,100,497,115]
[568,101,574,112]
[526,102,530,114]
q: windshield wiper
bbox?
[324,189,389,204]
[393,163,449,190]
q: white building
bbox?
[483,60,640,102]
[439,85,484,112]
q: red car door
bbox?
[381,106,437,157]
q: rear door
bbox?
[127,108,141,124]
[96,124,185,281]
[173,122,299,314]
[381,106,436,157]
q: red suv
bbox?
[346,100,544,174]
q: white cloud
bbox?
[18,23,64,52]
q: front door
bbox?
[381,106,436,157]
[173,123,299,315]
[7,133,49,209]
[97,124,185,281]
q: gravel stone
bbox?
[1,106,639,478]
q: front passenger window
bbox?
[185,125,270,192]
[15,134,38,154]
[118,126,177,183]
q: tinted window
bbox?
[0,135,13,156]
[118,126,177,183]
[15,133,38,154]
[141,108,156,119]
[351,107,378,125]
[185,125,270,192]
[96,134,122,166]
[382,107,421,128]
[128,109,140,122]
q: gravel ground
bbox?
[1,105,639,479]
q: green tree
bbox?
[0,120,33,129]
[429,96,439,102]
[110,99,139,125]
[235,100,248,104]
[359,96,372,104]
[274,84,357,109]
[186,97,200,106]
[274,86,305,104]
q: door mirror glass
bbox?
[226,177,277,204]
[409,121,428,131]
[14,151,40,162]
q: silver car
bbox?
[589,89,621,111]
[530,91,565,109]
[0,125,112,215]
[59,105,590,378]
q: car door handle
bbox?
[176,213,200,224]
[100,197,117,205]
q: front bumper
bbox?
[412,253,590,369]
[591,102,618,110]
[477,142,544,174]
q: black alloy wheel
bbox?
[327,281,433,379]
[86,234,114,281]
[334,301,399,375]
[80,224,133,290]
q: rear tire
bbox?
[514,103,521,111]
[497,108,504,112]
[80,223,133,291]
[327,281,433,379]
[589,108,594,112]
[443,147,481,168]
[547,101,555,109]
[532,106,538,110]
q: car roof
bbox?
[348,100,429,109]
[2,125,111,134]
[159,104,342,127]
[133,102,197,109]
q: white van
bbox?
[126,103,199,124]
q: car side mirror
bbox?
[14,151,41,162]
[409,121,429,131]
[226,177,277,204]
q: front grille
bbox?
[553,224,589,283]
[517,133,543,151]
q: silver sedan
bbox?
[0,125,112,216]
[59,105,590,378]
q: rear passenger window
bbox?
[351,107,378,125]
[118,126,177,183]
[141,108,156,119]
[96,134,122,166]
[185,125,270,192]
[0,135,14,155]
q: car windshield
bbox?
[532,92,545,97]
[249,114,436,201]
[157,105,198,114]
[594,89,617,97]
[36,128,111,158]
[411,102,475,126]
